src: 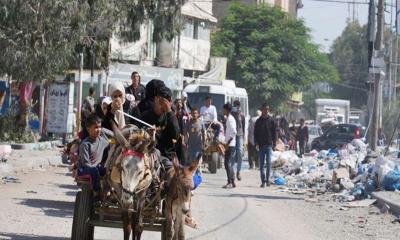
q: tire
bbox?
[71,189,94,240]
[71,191,81,240]
[161,200,167,240]
[217,154,223,169]
[208,152,218,174]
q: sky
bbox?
[298,0,370,52]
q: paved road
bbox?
[1,165,399,240]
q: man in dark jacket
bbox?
[254,104,277,187]
[138,79,166,113]
[125,71,146,102]
[296,118,309,156]
[141,86,181,162]
[123,72,145,123]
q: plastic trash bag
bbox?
[383,165,400,191]
[275,177,286,185]
[351,139,367,153]
[192,172,202,190]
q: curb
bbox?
[10,140,63,150]
[372,192,400,216]
[0,150,63,175]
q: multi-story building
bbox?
[212,0,302,20]
[110,0,216,78]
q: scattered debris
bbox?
[270,139,400,211]
[392,216,400,224]
[380,204,390,214]
[305,198,319,203]
[343,199,376,208]
[2,176,20,183]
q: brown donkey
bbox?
[165,155,199,240]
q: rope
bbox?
[117,110,155,129]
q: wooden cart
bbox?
[71,178,167,240]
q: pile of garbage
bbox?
[271,139,400,202]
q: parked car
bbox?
[307,125,323,151]
[311,124,364,151]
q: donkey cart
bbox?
[71,176,167,240]
[202,125,224,174]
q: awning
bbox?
[182,2,217,23]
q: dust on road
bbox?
[0,166,399,240]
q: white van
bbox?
[183,79,249,120]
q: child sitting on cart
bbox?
[77,114,114,199]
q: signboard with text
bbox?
[46,82,74,133]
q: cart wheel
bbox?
[161,201,167,240]
[208,152,218,174]
[161,219,167,240]
[71,189,94,240]
[217,154,223,169]
[71,191,81,240]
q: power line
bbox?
[303,0,368,4]
[192,0,369,4]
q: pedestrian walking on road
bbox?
[296,118,308,156]
[232,100,245,180]
[222,103,237,189]
[248,110,261,169]
[254,104,277,187]
[82,87,96,113]
[175,98,190,134]
[184,108,203,165]
[289,120,297,151]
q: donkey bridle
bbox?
[120,149,150,197]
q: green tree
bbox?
[75,0,187,69]
[0,0,86,82]
[0,0,87,130]
[329,21,369,108]
[211,3,339,109]
[0,0,187,139]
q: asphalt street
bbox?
[1,164,399,240]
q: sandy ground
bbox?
[0,164,400,240]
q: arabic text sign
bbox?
[47,83,70,133]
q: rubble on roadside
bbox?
[270,139,400,205]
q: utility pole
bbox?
[76,52,83,135]
[370,0,385,151]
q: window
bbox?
[193,20,199,39]
[190,19,210,40]
[183,19,193,38]
[197,21,210,40]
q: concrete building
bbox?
[212,0,302,20]
[156,0,217,76]
[110,0,217,77]
[110,22,156,66]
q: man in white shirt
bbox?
[200,96,221,140]
[222,103,237,189]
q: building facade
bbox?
[212,0,300,21]
[110,0,216,76]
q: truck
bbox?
[315,98,350,126]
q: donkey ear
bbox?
[172,155,180,173]
[189,153,201,174]
[112,122,129,148]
